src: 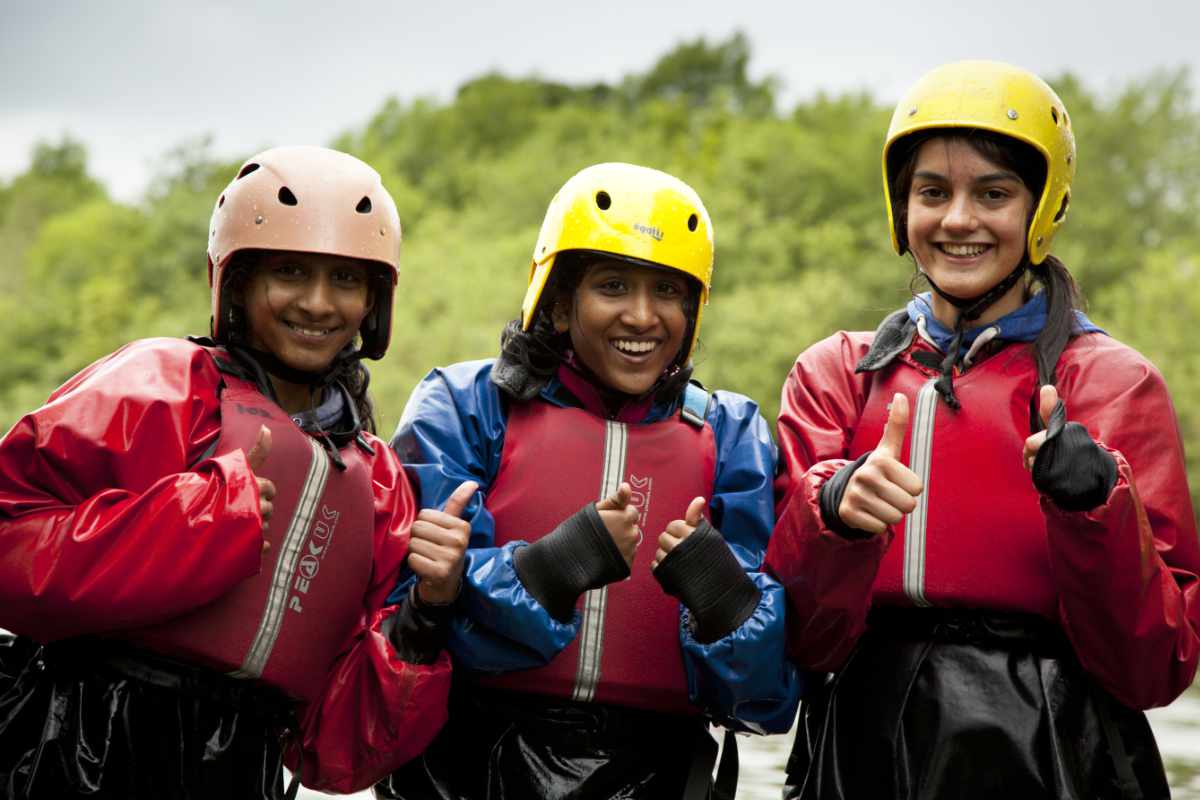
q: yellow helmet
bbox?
[521,162,714,363]
[883,60,1076,265]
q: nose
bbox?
[297,274,336,316]
[621,285,657,329]
[941,193,978,233]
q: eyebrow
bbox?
[913,169,1023,184]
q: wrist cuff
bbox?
[819,452,873,539]
[653,520,761,644]
[513,502,630,623]
[383,585,452,665]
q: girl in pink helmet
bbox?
[0,146,467,799]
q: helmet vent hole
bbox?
[1053,192,1070,223]
[237,163,260,180]
[595,191,611,210]
[356,196,373,214]
[1050,106,1059,125]
[278,187,298,206]
[687,213,698,232]
[218,194,225,208]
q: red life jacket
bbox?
[126,358,375,702]
[477,398,716,714]
[849,345,1055,616]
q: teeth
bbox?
[288,322,332,337]
[941,243,989,257]
[613,339,655,354]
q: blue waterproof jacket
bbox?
[388,359,808,733]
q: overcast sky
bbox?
[3,0,1197,201]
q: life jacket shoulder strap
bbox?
[680,381,711,429]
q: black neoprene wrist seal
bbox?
[819,452,873,540]
[513,503,631,623]
[653,520,762,644]
[383,584,454,665]
[1032,400,1118,512]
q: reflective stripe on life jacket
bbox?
[125,357,374,702]
[478,399,716,714]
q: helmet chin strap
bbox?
[920,260,1028,409]
[923,259,1028,323]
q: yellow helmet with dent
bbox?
[883,60,1076,265]
[521,162,714,363]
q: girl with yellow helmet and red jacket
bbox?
[377,162,808,800]
[0,146,465,799]
[767,61,1199,799]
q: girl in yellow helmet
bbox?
[377,162,808,799]
[766,61,1198,798]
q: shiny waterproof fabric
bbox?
[784,611,1168,800]
[376,684,712,800]
[0,338,453,794]
[767,306,1200,708]
[0,633,288,800]
[388,359,805,733]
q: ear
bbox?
[550,298,570,333]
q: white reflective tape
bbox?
[231,436,330,679]
[572,420,627,702]
[903,380,938,608]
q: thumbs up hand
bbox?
[245,426,275,553]
[1024,385,1118,512]
[837,393,924,535]
[1023,384,1059,470]
[596,482,641,569]
[652,496,706,571]
[409,480,478,606]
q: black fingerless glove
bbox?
[513,503,631,623]
[1032,400,1118,512]
[818,452,873,540]
[383,584,455,665]
[653,520,762,644]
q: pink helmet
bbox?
[207,146,401,359]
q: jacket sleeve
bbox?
[290,439,452,793]
[764,333,893,672]
[677,391,813,734]
[0,338,264,642]
[1045,338,1200,709]
[388,361,579,673]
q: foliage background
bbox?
[1,35,1197,515]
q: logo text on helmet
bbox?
[633,224,663,242]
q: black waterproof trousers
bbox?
[377,681,726,800]
[0,633,293,800]
[784,610,1170,800]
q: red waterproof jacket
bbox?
[766,328,1200,710]
[0,337,451,792]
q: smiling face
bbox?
[552,258,691,396]
[238,251,374,399]
[905,136,1036,326]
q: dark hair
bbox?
[888,128,1083,387]
[220,253,379,434]
[492,251,698,404]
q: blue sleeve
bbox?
[388,360,578,672]
[678,390,818,733]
